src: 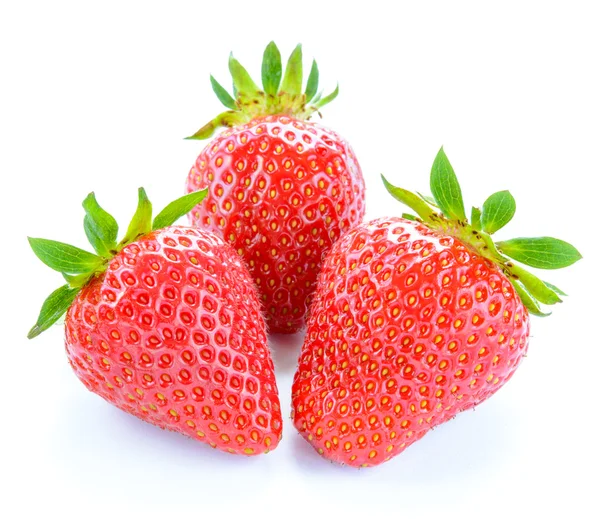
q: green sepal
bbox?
[305,59,319,101]
[119,188,152,247]
[543,281,567,297]
[28,284,80,339]
[82,192,118,258]
[153,189,209,230]
[210,75,237,110]
[471,207,482,231]
[185,110,246,140]
[30,186,209,339]
[28,237,104,275]
[511,280,551,317]
[496,237,582,269]
[430,147,466,221]
[510,264,562,305]
[261,41,282,97]
[229,53,260,98]
[280,44,303,96]
[62,271,95,289]
[481,190,516,234]
[401,213,417,221]
[187,44,339,139]
[314,83,339,109]
[381,174,436,222]
[381,147,581,319]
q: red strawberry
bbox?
[29,188,282,455]
[292,148,581,467]
[185,42,365,333]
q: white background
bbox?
[1,1,599,517]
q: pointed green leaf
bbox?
[210,75,237,110]
[185,111,246,140]
[510,264,562,305]
[120,188,152,246]
[28,284,80,339]
[430,147,466,221]
[82,192,118,257]
[153,189,209,230]
[401,213,417,221]
[62,271,94,289]
[543,281,567,297]
[280,44,303,95]
[481,190,516,234]
[305,59,319,100]
[29,238,104,274]
[228,53,259,96]
[314,83,339,109]
[381,175,435,222]
[471,207,482,231]
[496,237,582,269]
[511,280,551,317]
[261,41,282,97]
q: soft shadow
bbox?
[49,392,275,499]
[269,329,306,374]
[290,398,519,484]
[290,431,368,476]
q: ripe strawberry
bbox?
[28,188,282,455]
[292,148,581,467]
[185,42,365,333]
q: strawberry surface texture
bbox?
[291,148,581,467]
[29,189,282,455]
[185,42,365,333]
[187,115,365,333]
[67,227,281,454]
[292,217,528,467]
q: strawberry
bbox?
[291,148,581,467]
[185,42,365,333]
[28,188,282,455]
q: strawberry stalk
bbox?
[382,147,582,317]
[186,42,339,140]
[27,188,208,338]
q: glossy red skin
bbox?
[65,227,282,455]
[292,217,530,467]
[186,114,365,334]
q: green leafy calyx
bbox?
[381,147,582,317]
[28,188,208,338]
[186,42,339,140]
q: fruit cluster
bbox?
[29,43,581,468]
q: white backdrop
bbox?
[1,1,599,518]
